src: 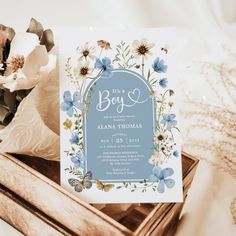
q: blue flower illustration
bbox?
[173,150,179,157]
[149,166,175,193]
[95,57,113,79]
[71,151,84,169]
[161,113,177,130]
[61,91,85,117]
[152,57,168,73]
[159,78,168,88]
[70,133,80,145]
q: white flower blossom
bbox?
[132,38,155,59]
[0,33,56,92]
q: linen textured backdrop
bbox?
[0,0,236,235]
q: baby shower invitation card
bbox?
[59,28,182,203]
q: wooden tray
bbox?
[0,152,198,236]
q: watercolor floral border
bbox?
[61,38,180,194]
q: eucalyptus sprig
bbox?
[113,41,136,69]
[65,166,83,180]
[116,179,158,193]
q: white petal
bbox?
[83,61,89,67]
[147,42,155,49]
[88,54,96,60]
[77,61,89,68]
[144,52,152,59]
[8,32,39,59]
[0,73,15,84]
[3,80,18,92]
[23,45,48,77]
[0,75,8,84]
[3,71,40,92]
[132,50,140,58]
[132,40,140,48]
[84,42,89,49]
[89,46,96,53]
[141,38,148,45]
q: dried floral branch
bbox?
[65,166,83,179]
[181,47,236,181]
[230,198,236,224]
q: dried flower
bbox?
[74,61,92,81]
[161,114,177,130]
[94,57,113,79]
[9,55,24,72]
[0,19,55,127]
[70,133,80,145]
[230,198,236,224]
[132,38,154,59]
[97,40,112,50]
[173,150,179,157]
[181,47,236,180]
[153,58,168,73]
[61,91,84,117]
[149,166,175,193]
[154,131,167,142]
[77,42,96,61]
[71,151,84,169]
[148,151,167,165]
[148,152,159,165]
[159,78,168,88]
[0,33,56,92]
[63,119,72,130]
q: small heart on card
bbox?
[128,88,141,103]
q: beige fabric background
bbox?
[0,0,236,235]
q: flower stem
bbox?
[87,70,102,80]
[80,80,86,96]
[157,89,171,129]
[99,48,103,58]
[141,56,144,77]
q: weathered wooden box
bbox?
[0,152,198,236]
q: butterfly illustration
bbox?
[68,171,92,192]
[95,180,114,192]
[61,91,85,117]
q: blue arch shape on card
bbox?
[83,69,155,182]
